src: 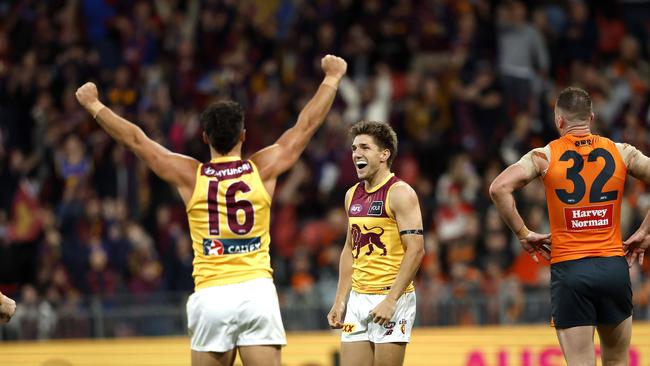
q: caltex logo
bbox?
[207,239,224,256]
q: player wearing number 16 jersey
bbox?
[490,87,650,366]
[75,55,348,366]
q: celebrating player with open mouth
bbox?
[328,121,425,366]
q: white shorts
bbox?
[187,277,286,352]
[341,290,416,343]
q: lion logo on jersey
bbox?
[351,224,387,258]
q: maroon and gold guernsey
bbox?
[186,156,272,290]
[346,173,415,295]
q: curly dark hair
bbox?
[349,120,398,168]
[200,101,244,155]
[556,87,592,123]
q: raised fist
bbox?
[75,82,99,108]
[321,55,347,80]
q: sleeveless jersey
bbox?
[186,156,272,290]
[346,173,415,294]
[543,134,626,264]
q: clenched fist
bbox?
[0,292,16,323]
[327,302,346,329]
[321,55,347,81]
[75,82,105,118]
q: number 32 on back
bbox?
[555,148,618,204]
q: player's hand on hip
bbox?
[519,231,552,263]
[0,292,16,323]
[321,55,347,80]
[327,303,346,329]
[623,229,650,267]
[369,298,396,326]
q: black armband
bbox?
[399,229,423,236]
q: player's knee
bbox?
[601,351,628,366]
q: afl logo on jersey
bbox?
[205,239,224,256]
[350,204,363,215]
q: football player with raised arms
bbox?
[76,55,347,366]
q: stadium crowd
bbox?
[1,0,650,337]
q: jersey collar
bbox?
[364,173,395,193]
[209,155,242,163]
[562,133,593,142]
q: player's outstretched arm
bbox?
[0,291,16,323]
[328,189,354,329]
[369,183,425,326]
[75,82,199,203]
[251,55,347,188]
[489,154,551,263]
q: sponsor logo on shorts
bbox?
[564,204,613,231]
[350,204,363,215]
[342,323,356,333]
[399,319,408,334]
[367,201,383,216]
[383,321,396,336]
[202,237,262,256]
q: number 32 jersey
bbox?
[542,134,627,264]
[186,156,272,290]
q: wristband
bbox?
[516,226,530,240]
[322,76,340,89]
[88,100,106,119]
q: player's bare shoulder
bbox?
[388,181,420,213]
[517,145,551,178]
[344,184,358,210]
[249,144,282,181]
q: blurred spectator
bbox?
[561,0,598,66]
[497,1,549,116]
[7,284,56,340]
[86,245,120,296]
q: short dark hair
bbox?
[200,101,244,154]
[349,121,398,168]
[556,87,592,122]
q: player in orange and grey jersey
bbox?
[327,121,425,366]
[490,87,650,366]
[76,55,347,366]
